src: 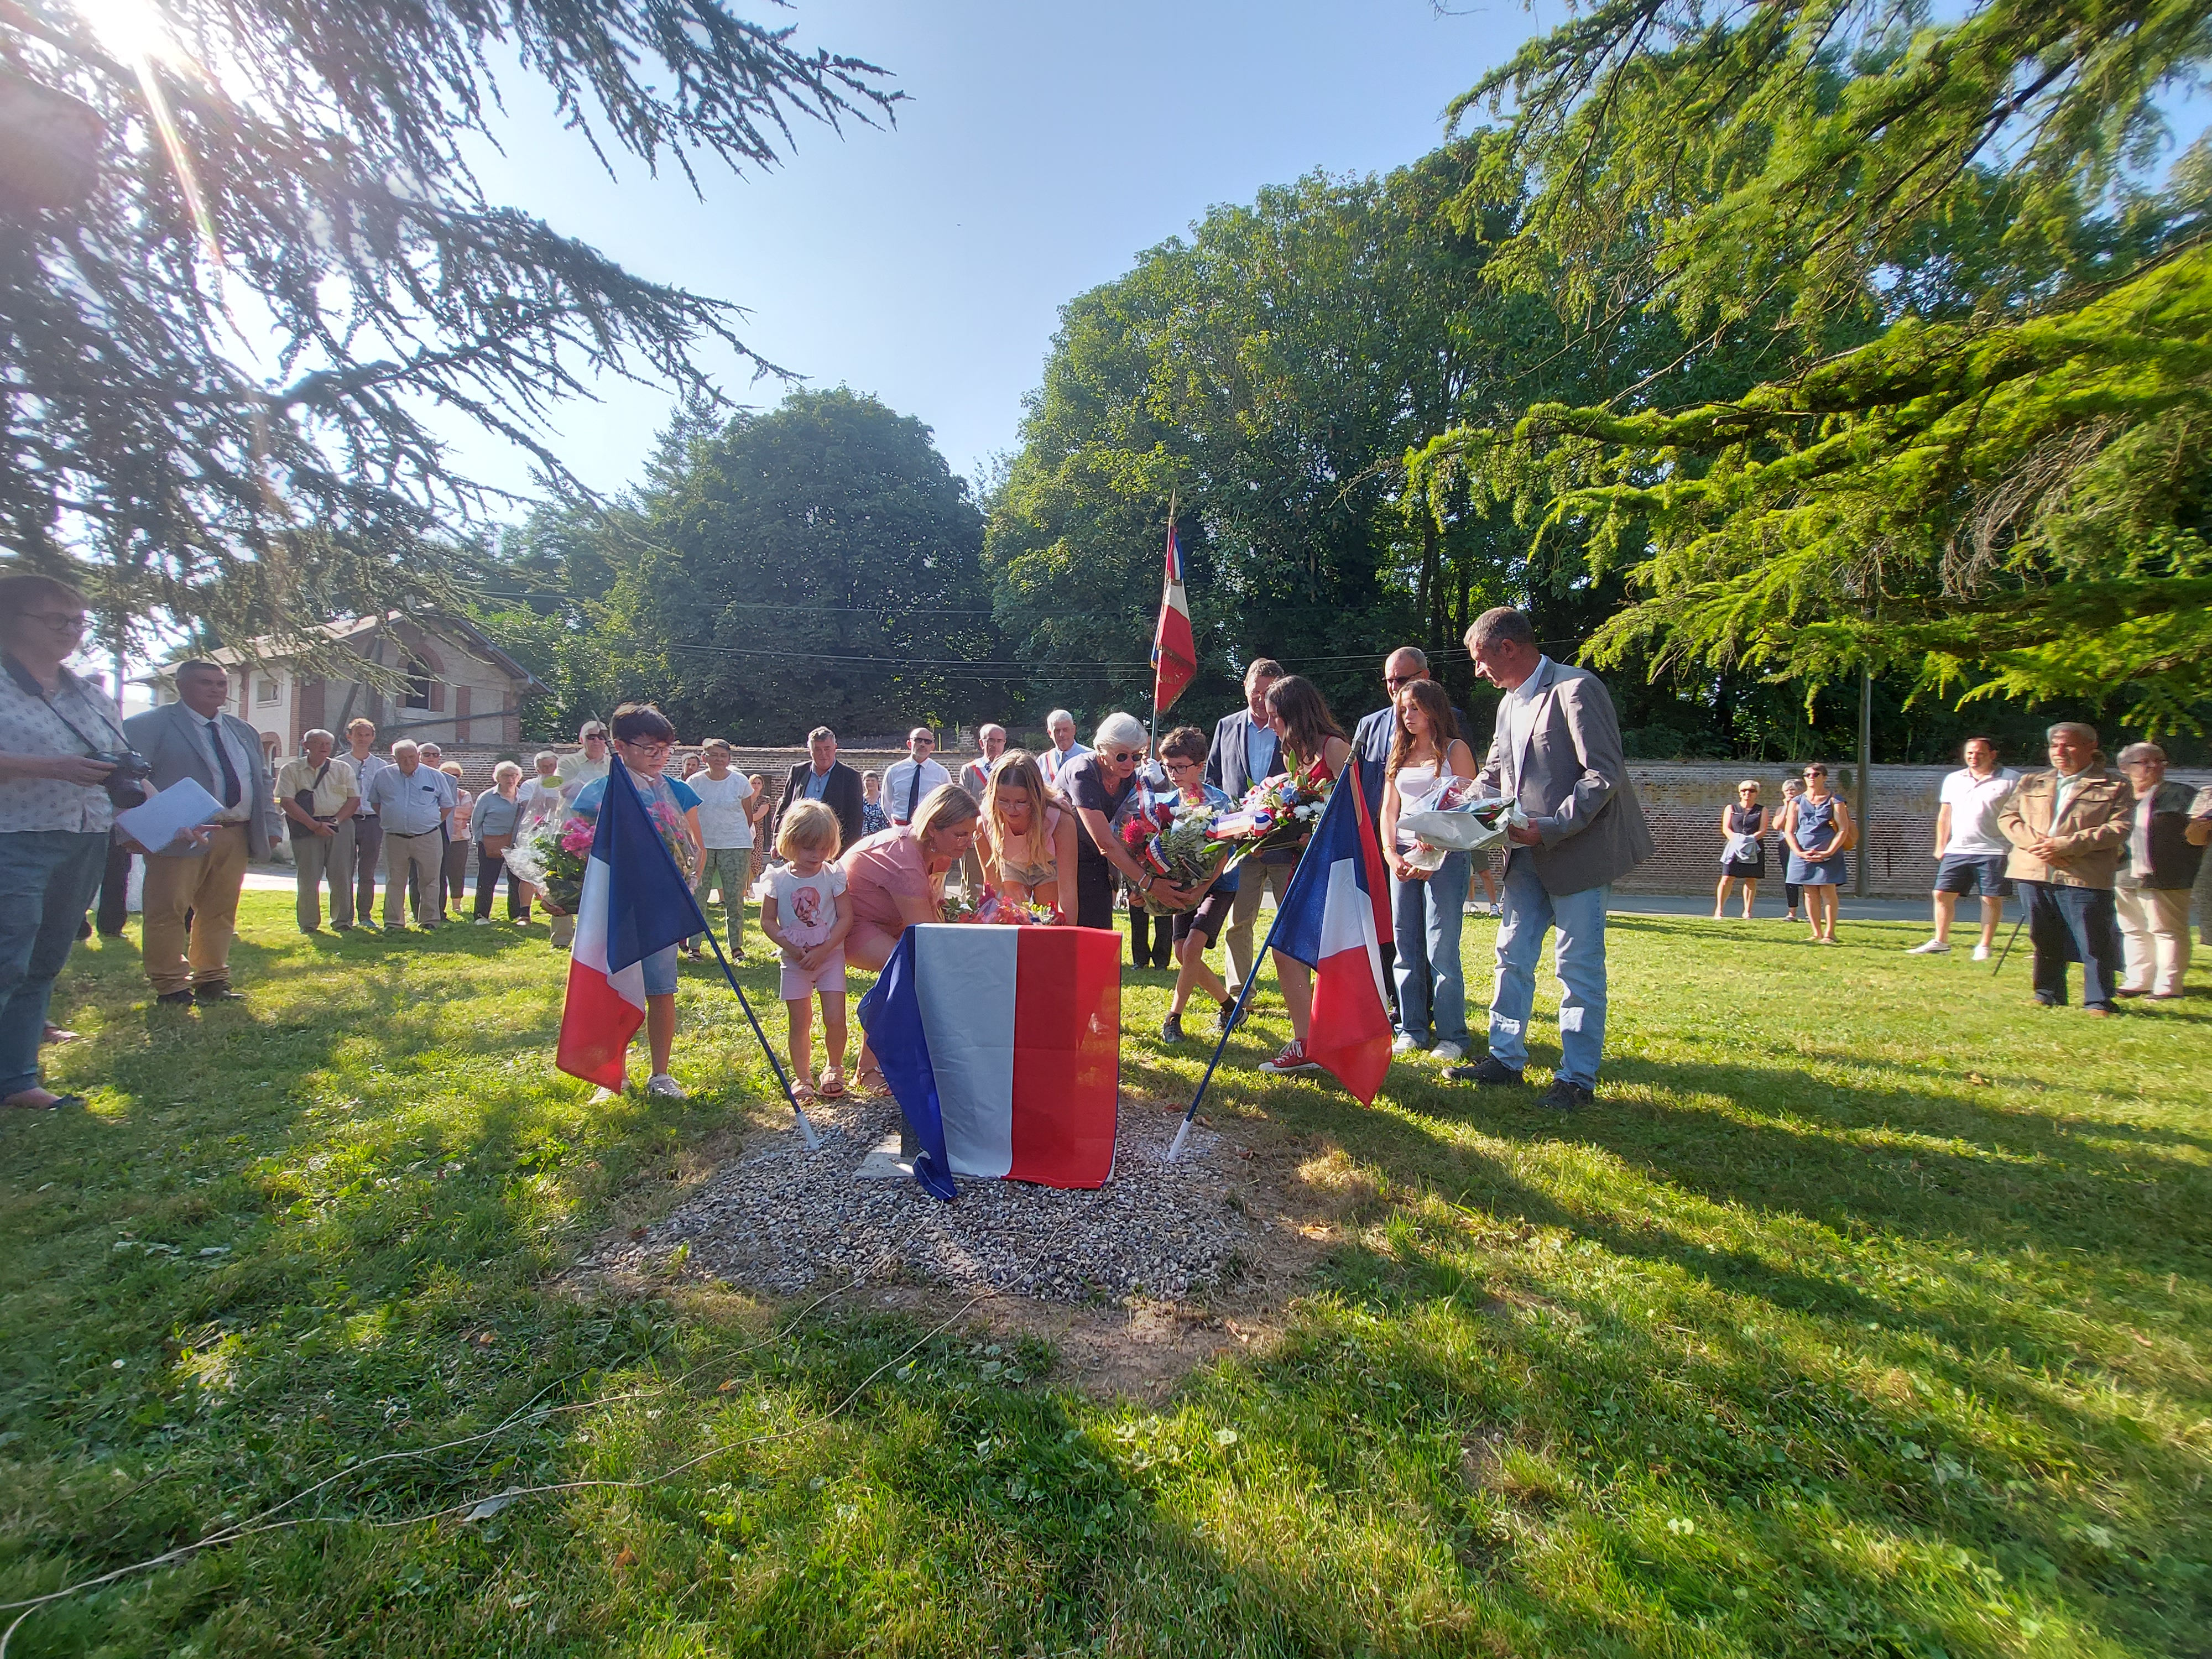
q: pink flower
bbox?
[559,816,597,854]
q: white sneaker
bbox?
[646,1073,686,1099]
[1432,1041,1466,1063]
[1392,1033,1421,1056]
[1971,943,1991,961]
[472,918,491,927]
[1906,940,1950,955]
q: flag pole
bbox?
[1150,489,1176,759]
[1166,858,1301,1163]
[615,760,822,1149]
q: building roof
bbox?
[170,611,550,695]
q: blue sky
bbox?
[437,0,1561,503]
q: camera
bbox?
[93,749,153,809]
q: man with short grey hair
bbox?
[124,659,274,1004]
[275,728,359,932]
[2112,741,2205,999]
[1447,608,1653,1109]
[1206,658,1289,1002]
[959,724,1008,798]
[1997,722,2130,1014]
[1039,709,1090,791]
[363,739,454,929]
[883,726,951,827]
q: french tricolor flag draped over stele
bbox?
[857,925,1121,1201]
[555,758,698,1089]
[1268,769,1395,1103]
[1151,519,1196,714]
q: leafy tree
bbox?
[617,388,995,742]
[2,0,895,659]
[1416,0,2211,735]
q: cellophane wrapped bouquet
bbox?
[1396,776,1524,869]
[1207,758,1332,872]
[502,811,593,915]
[1118,787,1236,912]
[503,784,697,916]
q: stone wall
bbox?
[418,745,2211,900]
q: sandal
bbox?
[818,1066,847,1099]
[851,1065,886,1095]
[790,1079,820,1104]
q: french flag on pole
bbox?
[1151,520,1196,715]
[555,759,698,1089]
[857,924,1121,1201]
[1268,770,1395,1104]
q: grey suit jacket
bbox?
[1204,708,1281,799]
[122,702,275,859]
[1475,658,1653,895]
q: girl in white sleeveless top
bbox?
[1378,681,1479,1062]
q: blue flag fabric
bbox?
[854,931,959,1201]
[592,757,705,972]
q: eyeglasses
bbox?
[1163,757,1199,773]
[1105,750,1139,763]
[1384,675,1416,691]
[1804,768,1827,776]
[22,612,89,633]
[621,740,672,758]
[1738,787,1759,794]
[581,732,607,742]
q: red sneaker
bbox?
[1258,1040,1320,1075]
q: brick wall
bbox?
[418,747,2209,900]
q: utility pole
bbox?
[1855,664,1872,899]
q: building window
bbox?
[403,658,434,710]
[257,677,280,706]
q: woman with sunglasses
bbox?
[1783,763,1853,944]
[1062,712,1201,932]
[1255,676,1355,1076]
[1715,779,1768,920]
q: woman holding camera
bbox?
[0,573,135,1110]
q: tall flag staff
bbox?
[1150,492,1196,752]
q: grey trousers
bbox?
[292,820,356,930]
[383,830,444,927]
[1222,859,1291,995]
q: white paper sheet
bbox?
[114,778,224,853]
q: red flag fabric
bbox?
[1151,521,1196,714]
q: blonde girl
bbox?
[761,799,852,1101]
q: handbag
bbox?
[288,760,333,841]
[481,832,513,859]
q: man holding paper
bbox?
[124,660,275,1006]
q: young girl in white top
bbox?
[760,800,852,1103]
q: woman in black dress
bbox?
[1714,779,1767,920]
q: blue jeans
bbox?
[0,830,108,1098]
[1391,851,1470,1047]
[2020,880,2121,1010]
[1488,852,1610,1088]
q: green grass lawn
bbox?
[2,894,2206,1656]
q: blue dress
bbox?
[1786,794,1850,886]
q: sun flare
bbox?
[72,0,186,66]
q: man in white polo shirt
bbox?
[1908,736,2021,960]
[881,727,951,827]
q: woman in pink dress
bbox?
[842,785,980,1092]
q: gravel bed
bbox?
[595,1095,1258,1303]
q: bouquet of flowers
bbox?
[938,891,979,924]
[1117,787,1235,910]
[1207,759,1332,870]
[1397,776,1524,868]
[972,890,1061,926]
[503,811,594,915]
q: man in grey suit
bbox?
[123,660,276,1005]
[1446,609,1653,1108]
[1203,656,1286,999]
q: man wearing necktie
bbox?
[882,727,951,829]
[123,660,276,1006]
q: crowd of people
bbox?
[3,566,2206,1115]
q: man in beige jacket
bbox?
[1997,722,2131,1015]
